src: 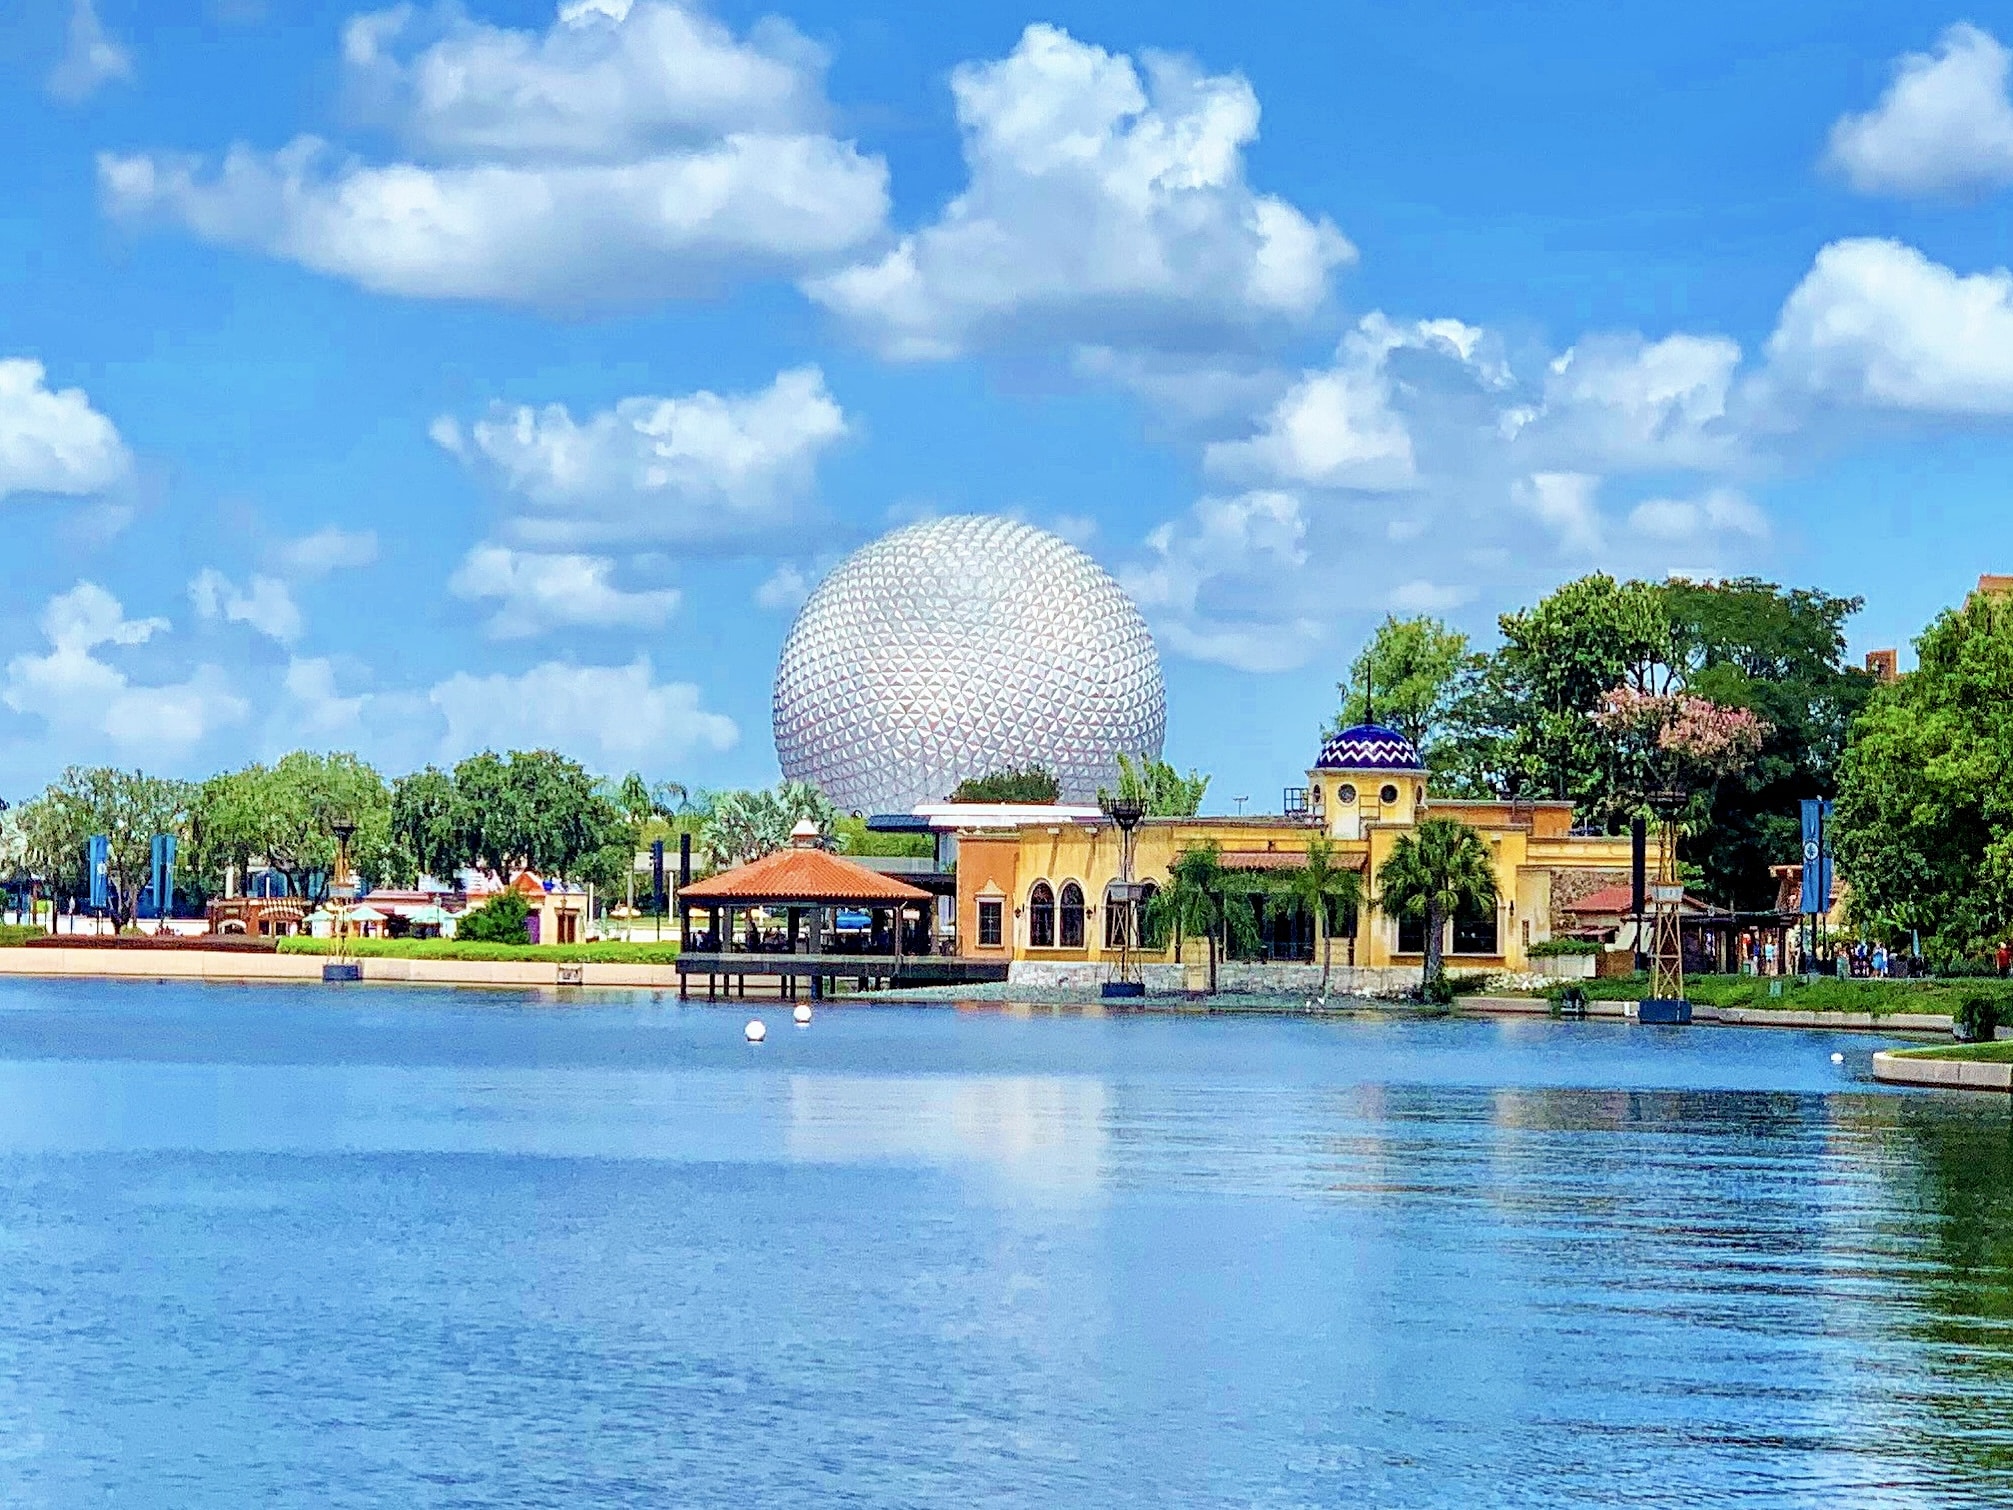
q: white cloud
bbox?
[0,358,131,501]
[1527,331,1741,470]
[272,526,378,576]
[754,562,812,611]
[280,656,368,740]
[1386,579,1474,613]
[189,568,303,643]
[1121,490,1322,672]
[99,2,887,305]
[1513,472,1606,556]
[344,0,829,160]
[1627,488,1767,542]
[806,23,1351,359]
[429,657,737,764]
[448,544,682,637]
[442,365,847,550]
[47,0,134,103]
[1203,317,1428,490]
[3,583,247,753]
[1826,23,2013,197]
[1764,237,2013,414]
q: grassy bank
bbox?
[278,938,682,964]
[1891,1041,2013,1062]
[1551,972,2013,1016]
[0,925,42,948]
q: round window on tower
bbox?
[1337,783,1357,805]
[1380,783,1400,805]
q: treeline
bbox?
[0,753,924,923]
[1350,571,2013,962]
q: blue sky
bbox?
[3,0,2013,808]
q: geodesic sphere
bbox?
[773,516,1167,813]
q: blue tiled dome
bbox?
[1315,723,1425,772]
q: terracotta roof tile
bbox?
[678,847,932,906]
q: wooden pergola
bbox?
[675,835,936,1000]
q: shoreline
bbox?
[0,948,1967,1036]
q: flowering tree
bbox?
[1591,686,1768,828]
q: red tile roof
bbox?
[1564,883,1705,915]
[678,847,932,906]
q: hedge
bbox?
[1546,972,2013,1015]
[277,937,682,964]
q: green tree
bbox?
[700,781,837,868]
[1336,615,1479,754]
[457,890,530,945]
[949,766,1061,803]
[1661,579,1875,907]
[1100,753,1209,816]
[1269,837,1363,993]
[14,767,193,925]
[1143,841,1259,993]
[389,766,460,886]
[192,752,392,901]
[1833,590,2013,961]
[1376,817,1498,997]
[444,750,629,882]
[1440,575,1680,806]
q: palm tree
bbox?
[1144,841,1259,992]
[1375,817,1497,998]
[1272,837,1363,994]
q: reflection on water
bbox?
[0,980,2010,1506]
[787,1074,1109,1192]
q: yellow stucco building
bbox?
[951,724,1646,978]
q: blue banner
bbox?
[87,834,110,912]
[1799,799,1833,915]
[151,834,178,921]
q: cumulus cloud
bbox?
[1512,471,1606,556]
[1764,237,2013,414]
[3,583,247,753]
[806,23,1352,359]
[448,544,682,637]
[439,365,847,550]
[47,0,134,103]
[754,562,813,611]
[99,1,888,304]
[189,569,304,643]
[1627,488,1767,543]
[0,358,131,502]
[1120,491,1322,672]
[280,656,369,741]
[429,657,737,764]
[343,0,829,159]
[1826,23,2013,197]
[271,526,378,576]
[1524,331,1741,470]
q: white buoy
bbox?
[1831,1052,1844,1064]
[745,1020,767,1043]
[794,1003,813,1026]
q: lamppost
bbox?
[327,815,359,982]
[1100,794,1147,1000]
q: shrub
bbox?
[1956,992,2002,1043]
[1419,974,1457,1006]
[457,892,530,945]
[0,923,43,947]
[949,766,1060,804]
[1528,938,1603,958]
[1445,971,1493,996]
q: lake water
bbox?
[1,980,2011,1507]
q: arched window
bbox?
[1059,881,1086,948]
[1028,882,1055,948]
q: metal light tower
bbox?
[1644,791,1688,1018]
[329,816,357,968]
[1100,794,1147,999]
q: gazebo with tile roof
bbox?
[676,822,965,1000]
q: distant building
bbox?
[950,724,1655,972]
[1978,573,2013,598]
[1864,648,1898,683]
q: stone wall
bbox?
[1008,958,1423,997]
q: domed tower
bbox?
[1308,724,1428,839]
